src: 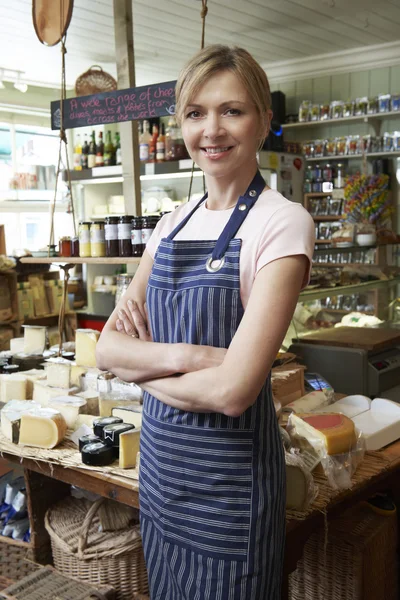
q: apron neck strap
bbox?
[211,170,265,260]
[167,194,207,240]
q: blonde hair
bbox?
[175,45,272,143]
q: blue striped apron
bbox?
[139,171,285,599]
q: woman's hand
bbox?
[116,299,152,342]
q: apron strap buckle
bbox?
[206,255,225,273]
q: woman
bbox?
[96,45,315,599]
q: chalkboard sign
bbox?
[51,80,176,130]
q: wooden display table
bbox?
[2,441,400,600]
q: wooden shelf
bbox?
[303,192,333,198]
[315,240,332,244]
[20,257,141,265]
[299,277,400,302]
[282,110,400,130]
[305,151,400,162]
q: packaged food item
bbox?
[383,132,393,153]
[325,139,336,156]
[310,104,320,121]
[141,216,159,247]
[78,222,91,258]
[131,217,143,257]
[378,93,391,113]
[391,93,400,112]
[323,164,333,183]
[71,237,79,257]
[93,416,123,438]
[298,100,311,122]
[313,139,325,158]
[79,433,101,451]
[367,97,379,114]
[347,135,360,156]
[289,413,356,456]
[343,101,354,118]
[59,236,71,257]
[360,134,371,154]
[285,452,317,510]
[320,104,330,120]
[118,215,134,257]
[335,136,347,156]
[329,197,342,216]
[303,165,313,194]
[370,136,382,153]
[330,100,344,119]
[103,422,135,458]
[302,141,314,158]
[393,131,400,152]
[312,178,323,193]
[354,97,368,116]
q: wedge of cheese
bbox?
[75,329,100,368]
[22,369,46,399]
[290,413,356,456]
[112,405,142,428]
[74,414,96,429]
[32,381,79,408]
[119,426,141,469]
[19,408,67,449]
[1,400,41,443]
[49,396,88,429]
[71,364,87,387]
[285,453,316,511]
[0,375,27,403]
[45,360,71,389]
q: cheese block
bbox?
[23,325,47,355]
[46,361,71,389]
[32,381,79,408]
[81,368,104,392]
[112,405,143,428]
[290,413,356,456]
[49,396,88,428]
[285,453,316,511]
[0,374,27,403]
[71,364,87,387]
[75,329,100,368]
[22,369,46,399]
[74,390,99,415]
[1,400,40,443]
[19,408,67,448]
[119,426,141,469]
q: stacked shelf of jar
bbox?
[59,216,162,259]
[304,163,346,193]
[297,93,399,123]
[303,132,400,160]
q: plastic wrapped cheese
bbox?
[289,413,357,456]
[285,452,317,511]
[75,329,100,368]
[1,400,41,443]
[19,408,67,449]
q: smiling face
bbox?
[181,69,270,180]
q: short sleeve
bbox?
[256,204,315,289]
[145,215,169,260]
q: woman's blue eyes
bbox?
[186,108,242,119]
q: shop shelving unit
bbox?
[282,110,400,133]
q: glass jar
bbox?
[59,236,71,257]
[71,237,80,257]
[78,221,91,258]
[105,216,119,257]
[313,164,322,180]
[334,163,345,189]
[118,215,134,257]
[141,216,159,247]
[323,164,333,182]
[303,165,313,193]
[320,104,330,120]
[391,94,400,112]
[131,217,143,257]
[115,274,133,306]
[165,118,188,161]
[90,221,106,257]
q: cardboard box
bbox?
[271,364,306,407]
[17,288,35,319]
[0,271,17,322]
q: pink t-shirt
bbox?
[146,189,315,309]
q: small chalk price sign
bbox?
[51,80,176,130]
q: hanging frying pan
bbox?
[32,0,74,46]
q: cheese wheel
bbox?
[290,412,356,455]
[19,409,67,449]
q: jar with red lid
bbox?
[118,215,134,257]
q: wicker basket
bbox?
[289,502,398,600]
[44,497,149,600]
[75,66,117,97]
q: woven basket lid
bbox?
[45,497,142,560]
[75,66,117,97]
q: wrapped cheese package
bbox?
[287,412,365,490]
